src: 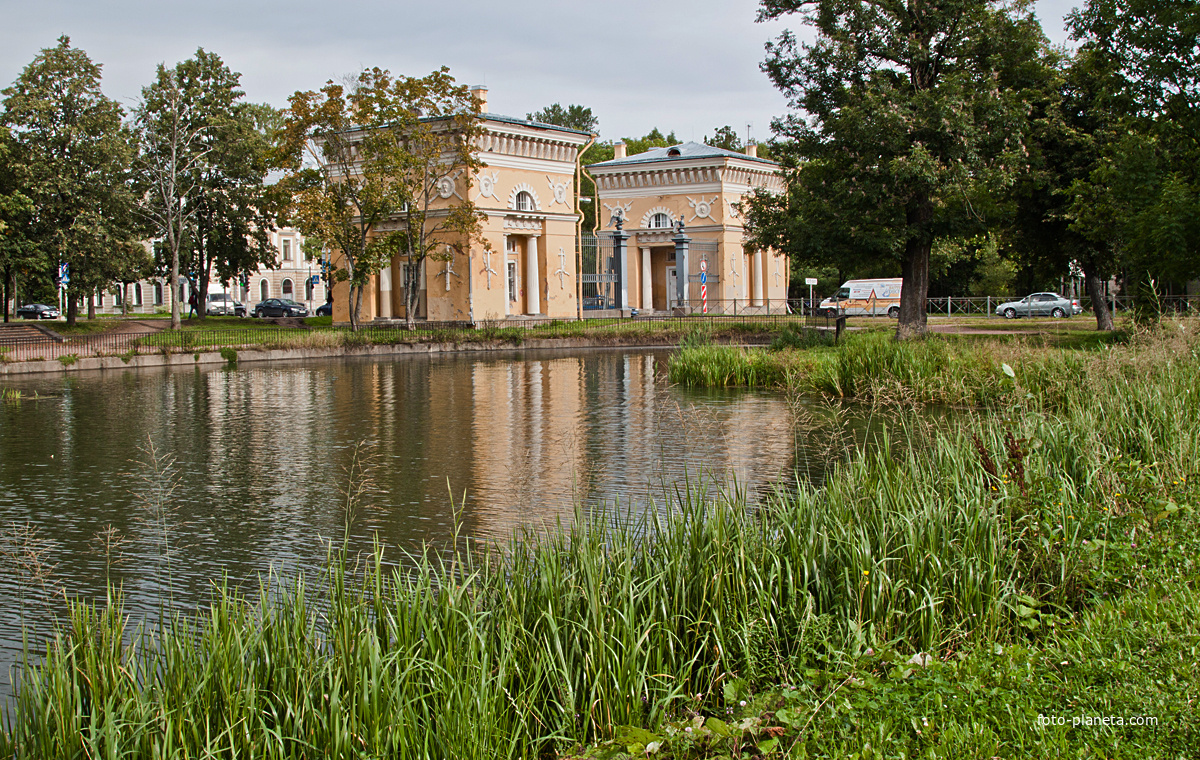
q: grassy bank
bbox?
[2,327,1198,758]
[669,324,1133,406]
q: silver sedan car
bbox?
[995,292,1082,319]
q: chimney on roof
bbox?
[745,143,758,158]
[470,86,488,114]
[613,142,626,160]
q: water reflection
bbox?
[1,348,817,699]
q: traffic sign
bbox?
[805,277,818,286]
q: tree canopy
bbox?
[281,67,487,330]
[2,36,141,325]
[750,0,1053,337]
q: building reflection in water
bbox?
[0,348,800,702]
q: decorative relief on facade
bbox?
[555,248,570,289]
[547,176,571,207]
[508,183,542,211]
[602,201,632,226]
[504,216,542,231]
[434,170,464,200]
[640,206,678,230]
[435,247,459,291]
[686,195,718,222]
[480,248,497,289]
[773,254,785,286]
[474,171,500,201]
[726,196,742,219]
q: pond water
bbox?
[0,347,859,700]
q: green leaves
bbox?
[2,36,140,324]
[280,67,486,330]
[753,0,1053,336]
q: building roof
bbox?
[588,141,776,168]
[482,112,593,137]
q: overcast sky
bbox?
[2,0,1082,144]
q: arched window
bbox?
[133,284,143,306]
[154,282,164,305]
[113,287,123,307]
[282,279,294,298]
[259,279,269,302]
[515,191,535,212]
[649,212,672,229]
[305,278,314,301]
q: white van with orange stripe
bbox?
[819,278,903,318]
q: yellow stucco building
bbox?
[587,141,786,313]
[333,87,592,324]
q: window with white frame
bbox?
[515,191,535,212]
[282,278,294,298]
[507,262,518,302]
[133,283,143,306]
[154,282,164,305]
[260,279,269,302]
[282,239,292,262]
[649,212,672,229]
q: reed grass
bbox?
[2,325,1197,758]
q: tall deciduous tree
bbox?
[1063,0,1200,321]
[2,37,140,326]
[135,62,208,329]
[527,104,598,134]
[137,50,280,329]
[281,67,487,330]
[751,1,1048,337]
[0,125,38,321]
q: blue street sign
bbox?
[310,275,320,285]
[58,263,69,285]
[700,271,707,285]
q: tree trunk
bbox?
[67,290,78,327]
[2,265,9,323]
[350,283,362,332]
[896,196,933,340]
[170,245,181,331]
[1082,263,1114,331]
[405,267,417,331]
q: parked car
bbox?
[253,298,309,318]
[16,303,60,320]
[995,292,1081,319]
[206,292,246,317]
[315,301,333,317]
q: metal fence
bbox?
[580,232,617,310]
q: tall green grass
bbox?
[2,325,1198,758]
[669,328,1143,407]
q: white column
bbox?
[640,247,652,310]
[752,250,764,307]
[378,263,393,319]
[526,234,541,315]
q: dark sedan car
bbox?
[16,303,60,319]
[315,301,333,317]
[253,298,309,318]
